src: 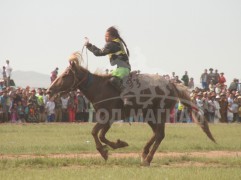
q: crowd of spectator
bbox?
[167,68,241,123]
[0,86,90,123]
[0,63,240,124]
[0,61,92,124]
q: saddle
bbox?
[120,72,171,108]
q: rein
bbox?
[56,65,91,96]
[81,44,88,70]
[72,44,90,90]
[69,66,90,91]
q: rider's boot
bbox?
[109,76,122,92]
[109,77,132,107]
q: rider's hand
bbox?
[84,37,89,46]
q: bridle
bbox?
[57,64,90,95]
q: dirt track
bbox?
[1,151,240,160]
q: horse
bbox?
[47,53,216,166]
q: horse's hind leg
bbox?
[141,121,156,163]
[99,124,129,149]
[91,123,108,160]
[142,122,165,166]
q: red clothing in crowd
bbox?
[219,76,226,84]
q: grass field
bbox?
[0,123,241,180]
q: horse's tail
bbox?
[172,83,216,143]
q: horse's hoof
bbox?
[97,146,109,161]
[141,154,147,163]
[116,139,129,149]
[141,160,150,167]
[100,150,108,161]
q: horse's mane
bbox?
[69,51,84,65]
[69,51,111,79]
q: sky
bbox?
[0,0,241,86]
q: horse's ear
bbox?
[69,61,75,67]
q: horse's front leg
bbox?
[91,123,108,160]
[141,122,156,163]
[99,124,129,149]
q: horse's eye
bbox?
[62,72,68,78]
[64,69,70,75]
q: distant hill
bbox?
[11,70,50,88]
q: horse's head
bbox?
[47,51,90,98]
[46,61,88,98]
